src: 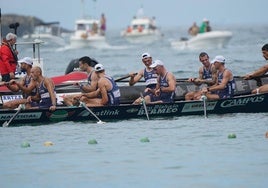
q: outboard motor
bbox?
[65,59,80,74]
[65,58,100,75]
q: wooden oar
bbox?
[2,104,25,127]
[114,73,137,82]
[140,92,150,120]
[79,101,105,124]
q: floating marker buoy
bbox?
[21,141,30,148]
[44,141,53,146]
[88,139,98,144]
[140,137,150,143]
[228,133,236,139]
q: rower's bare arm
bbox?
[161,73,176,92]
[210,70,232,91]
[45,78,57,106]
[244,64,268,79]
[129,70,143,86]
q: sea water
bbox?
[0,24,268,188]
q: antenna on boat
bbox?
[80,0,85,18]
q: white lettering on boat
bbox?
[95,110,120,116]
[137,104,179,115]
[220,95,265,108]
[181,101,217,112]
[1,95,23,103]
[78,109,120,117]
[0,112,42,121]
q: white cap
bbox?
[212,55,225,64]
[203,18,209,22]
[149,59,164,68]
[94,63,105,72]
[141,52,151,59]
[18,57,33,66]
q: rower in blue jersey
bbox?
[27,66,57,111]
[143,60,177,104]
[3,57,38,109]
[80,64,121,106]
[185,52,217,100]
[63,56,99,106]
[129,52,158,104]
[202,55,235,100]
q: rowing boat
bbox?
[1,76,267,106]
[1,91,268,126]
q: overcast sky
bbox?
[1,0,267,30]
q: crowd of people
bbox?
[1,30,268,111]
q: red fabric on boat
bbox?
[51,71,88,85]
[0,71,88,93]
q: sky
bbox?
[1,0,267,30]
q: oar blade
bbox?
[2,121,9,127]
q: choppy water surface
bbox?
[1,24,268,187]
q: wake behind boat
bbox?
[22,22,66,46]
[171,30,233,50]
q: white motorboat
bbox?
[171,30,233,50]
[22,22,66,46]
[121,8,162,44]
[69,18,107,48]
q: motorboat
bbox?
[69,18,107,48]
[121,8,162,44]
[171,30,233,50]
[22,22,66,46]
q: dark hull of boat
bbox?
[1,93,268,126]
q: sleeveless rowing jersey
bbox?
[22,75,37,98]
[144,68,158,89]
[217,69,235,99]
[159,72,175,103]
[202,64,213,80]
[38,79,56,108]
[105,76,120,105]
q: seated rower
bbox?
[26,66,57,111]
[77,64,121,107]
[129,52,158,104]
[63,56,99,106]
[243,44,268,94]
[142,60,176,104]
[2,57,38,109]
[185,52,217,100]
[201,55,235,100]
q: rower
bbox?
[129,52,158,104]
[201,55,235,100]
[78,64,121,107]
[2,57,38,109]
[185,52,217,100]
[63,56,99,106]
[243,44,268,94]
[142,60,176,104]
